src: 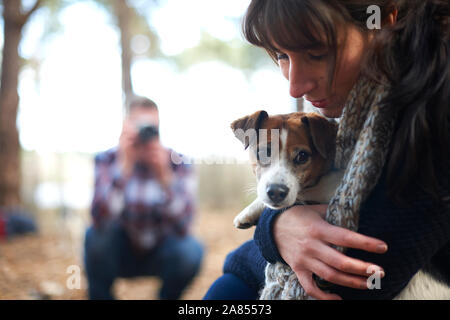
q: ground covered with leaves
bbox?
[0,209,253,300]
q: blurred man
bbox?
[84,97,203,300]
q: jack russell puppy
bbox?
[231,110,344,229]
[231,110,450,300]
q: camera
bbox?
[137,124,159,143]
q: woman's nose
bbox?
[288,62,316,99]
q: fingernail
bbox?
[380,270,385,278]
[377,244,388,252]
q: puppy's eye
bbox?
[294,150,310,165]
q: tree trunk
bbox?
[0,1,23,208]
[0,0,41,208]
[114,0,135,113]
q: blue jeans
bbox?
[84,223,203,300]
[203,273,259,300]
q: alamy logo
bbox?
[170,129,281,165]
[66,265,81,290]
[367,5,381,29]
[366,265,383,290]
[233,128,280,166]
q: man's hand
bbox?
[118,120,139,178]
[140,140,173,187]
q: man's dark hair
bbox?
[128,96,158,112]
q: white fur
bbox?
[234,199,266,228]
[234,169,344,228]
[395,271,450,300]
[258,129,300,209]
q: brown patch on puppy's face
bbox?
[231,111,337,208]
[285,113,336,189]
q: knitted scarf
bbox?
[260,75,397,300]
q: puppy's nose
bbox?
[266,184,289,204]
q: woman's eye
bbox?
[294,150,310,165]
[276,53,288,61]
[307,52,328,61]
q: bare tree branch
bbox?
[18,0,42,27]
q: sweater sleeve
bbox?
[254,207,286,264]
[223,240,268,293]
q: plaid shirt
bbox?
[91,147,196,250]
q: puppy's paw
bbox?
[233,210,257,229]
[234,219,253,229]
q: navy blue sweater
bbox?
[223,160,450,299]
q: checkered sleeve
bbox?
[90,149,127,228]
[162,162,197,237]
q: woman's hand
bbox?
[273,204,388,300]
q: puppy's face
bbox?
[231,111,337,209]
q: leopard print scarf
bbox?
[260,75,397,300]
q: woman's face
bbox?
[275,25,370,118]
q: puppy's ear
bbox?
[231,110,268,149]
[301,113,337,159]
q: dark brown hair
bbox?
[243,0,450,205]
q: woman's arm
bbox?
[254,170,450,299]
[254,205,387,300]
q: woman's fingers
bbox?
[296,271,342,300]
[301,258,370,290]
[275,205,387,294]
[317,222,388,254]
[313,242,385,277]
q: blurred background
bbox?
[0,0,299,299]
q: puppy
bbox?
[231,110,344,229]
[231,110,450,300]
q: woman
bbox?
[204,0,450,300]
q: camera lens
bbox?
[138,125,159,143]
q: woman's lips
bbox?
[308,99,329,108]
